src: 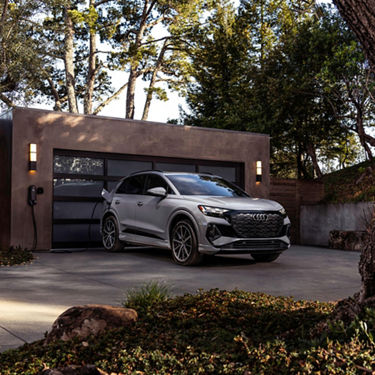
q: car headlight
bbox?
[279,207,286,217]
[198,205,229,218]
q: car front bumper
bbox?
[197,215,291,255]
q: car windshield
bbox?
[166,174,249,197]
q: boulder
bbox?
[45,304,137,344]
[329,230,368,251]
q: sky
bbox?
[98,71,188,123]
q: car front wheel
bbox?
[171,220,202,266]
[102,215,123,252]
[251,253,280,263]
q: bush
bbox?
[123,281,171,314]
[1,289,375,374]
[0,246,34,266]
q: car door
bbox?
[134,174,174,239]
[113,174,147,231]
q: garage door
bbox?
[52,149,244,248]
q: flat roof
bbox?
[10,106,270,138]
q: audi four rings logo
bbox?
[249,213,268,221]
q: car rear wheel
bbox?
[102,216,124,252]
[171,219,202,266]
[251,253,280,262]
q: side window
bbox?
[146,174,174,194]
[116,175,146,195]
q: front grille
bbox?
[229,211,284,238]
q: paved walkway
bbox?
[0,245,361,352]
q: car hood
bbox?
[180,196,283,211]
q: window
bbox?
[117,175,146,195]
[108,160,152,177]
[198,165,236,183]
[54,156,104,175]
[155,162,195,172]
[166,174,248,197]
[145,174,174,194]
[53,179,104,197]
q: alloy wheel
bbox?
[103,217,116,250]
[172,222,193,263]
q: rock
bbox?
[45,304,137,344]
[329,230,368,251]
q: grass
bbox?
[323,160,375,203]
[123,281,171,314]
[0,246,34,266]
[1,288,375,374]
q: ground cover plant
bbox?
[323,160,375,203]
[1,288,375,374]
[0,246,34,266]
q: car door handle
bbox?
[137,201,143,207]
[115,200,120,205]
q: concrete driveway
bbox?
[0,245,360,352]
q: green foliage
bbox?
[181,3,366,179]
[0,246,34,266]
[0,0,45,109]
[122,281,171,314]
[5,289,375,374]
[323,160,375,203]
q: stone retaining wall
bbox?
[300,202,374,247]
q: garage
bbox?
[0,107,269,250]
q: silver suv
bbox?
[101,171,291,266]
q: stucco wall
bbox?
[10,107,270,249]
[0,113,12,248]
[300,202,374,246]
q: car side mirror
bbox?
[101,188,113,203]
[147,187,167,197]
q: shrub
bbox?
[122,281,171,314]
[0,246,34,266]
[1,289,375,374]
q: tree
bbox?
[0,0,43,108]
[332,0,375,73]
[182,2,358,179]
[33,0,115,114]
[329,0,375,314]
[108,0,207,119]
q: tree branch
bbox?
[0,93,15,108]
[93,82,128,115]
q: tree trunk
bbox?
[306,143,323,179]
[64,6,78,113]
[355,105,373,160]
[84,0,96,114]
[126,68,137,119]
[142,40,168,120]
[359,207,375,303]
[333,0,375,72]
[125,0,155,119]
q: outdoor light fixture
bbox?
[29,143,37,171]
[256,160,262,182]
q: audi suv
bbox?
[101,171,291,266]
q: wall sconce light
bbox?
[29,143,37,171]
[256,160,262,182]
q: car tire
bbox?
[171,219,203,266]
[251,253,280,262]
[102,215,124,252]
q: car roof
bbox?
[128,170,220,179]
